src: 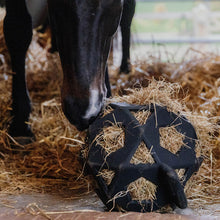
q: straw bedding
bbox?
[0,12,219,212]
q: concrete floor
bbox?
[0,192,219,220]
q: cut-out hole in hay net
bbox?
[127,177,157,202]
[98,169,115,186]
[159,125,185,154]
[132,110,152,125]
[96,122,125,155]
[130,142,154,165]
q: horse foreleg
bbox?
[4,0,34,141]
[119,0,136,74]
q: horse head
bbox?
[47,0,123,130]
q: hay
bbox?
[132,110,152,125]
[130,143,154,165]
[96,122,125,156]
[110,49,220,117]
[127,177,157,202]
[97,169,115,186]
[159,126,185,154]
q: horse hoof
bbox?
[8,123,36,147]
[119,65,131,74]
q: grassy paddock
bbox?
[133,1,220,33]
[135,1,195,13]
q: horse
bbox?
[3,0,135,143]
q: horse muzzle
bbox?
[62,95,102,131]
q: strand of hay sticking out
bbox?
[96,79,219,206]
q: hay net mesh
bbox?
[95,106,196,203]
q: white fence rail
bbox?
[133,2,220,44]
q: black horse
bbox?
[3,0,135,142]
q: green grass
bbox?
[132,1,220,34]
[135,1,220,14]
[135,1,195,13]
[132,18,192,33]
[211,2,220,11]
[132,1,195,33]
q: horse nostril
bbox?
[62,96,94,131]
[76,119,90,131]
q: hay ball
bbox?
[86,101,202,212]
[85,80,217,212]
